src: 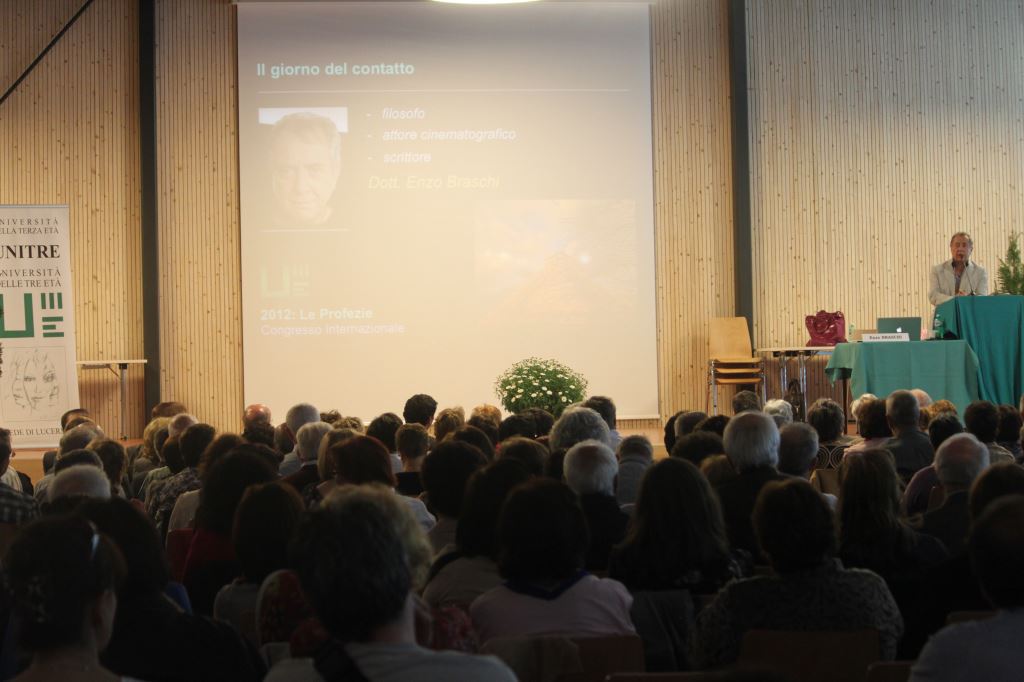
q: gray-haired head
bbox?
[48,464,111,502]
[935,432,989,490]
[617,434,653,462]
[778,422,819,478]
[296,421,333,463]
[549,406,610,452]
[58,423,104,456]
[886,390,920,431]
[764,399,794,428]
[286,403,321,437]
[167,413,198,439]
[564,440,618,496]
[723,411,780,471]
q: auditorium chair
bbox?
[738,629,880,682]
[484,634,644,682]
[945,610,995,625]
[864,661,914,682]
[707,317,765,415]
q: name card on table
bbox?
[863,333,910,343]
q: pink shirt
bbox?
[469,574,635,643]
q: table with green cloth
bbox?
[824,341,980,415]
[936,295,1024,406]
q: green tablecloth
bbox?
[936,296,1024,406]
[824,340,980,414]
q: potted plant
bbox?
[494,357,588,417]
[997,233,1024,295]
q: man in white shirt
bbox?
[929,232,989,305]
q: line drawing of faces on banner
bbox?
[258,107,348,228]
[3,347,64,421]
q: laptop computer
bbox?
[877,317,921,341]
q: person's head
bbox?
[451,425,495,461]
[521,408,554,437]
[42,450,57,475]
[284,403,320,445]
[290,485,432,642]
[857,398,892,440]
[935,433,989,493]
[850,393,877,425]
[673,410,708,441]
[331,436,395,487]
[582,396,617,431]
[196,452,277,535]
[700,454,736,486]
[617,434,653,462]
[402,394,438,427]
[75,497,167,600]
[167,413,198,439]
[59,423,103,456]
[563,440,617,497]
[928,413,964,450]
[243,403,272,427]
[807,398,846,443]
[965,401,1000,443]
[950,231,973,264]
[670,430,725,467]
[86,439,126,491]
[456,459,532,558]
[0,428,12,475]
[53,449,103,476]
[663,411,686,452]
[763,399,794,428]
[233,482,304,584]
[420,441,487,519]
[754,478,837,573]
[695,414,730,437]
[242,420,276,449]
[151,401,187,419]
[970,495,1024,608]
[60,408,91,431]
[295,421,332,464]
[910,388,933,409]
[549,406,610,451]
[178,423,216,469]
[432,407,465,444]
[886,390,920,433]
[465,416,499,447]
[269,112,342,225]
[160,437,185,474]
[320,410,342,426]
[970,462,1024,521]
[926,399,957,421]
[722,411,780,472]
[140,417,171,462]
[777,422,819,478]
[48,464,111,503]
[498,413,536,441]
[497,479,588,582]
[732,390,762,415]
[469,404,502,429]
[625,458,730,575]
[496,436,548,477]
[996,404,1022,443]
[837,449,903,542]
[395,423,429,464]
[317,428,359,481]
[4,516,123,654]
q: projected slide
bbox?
[238,2,658,421]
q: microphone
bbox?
[963,259,976,295]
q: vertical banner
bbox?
[0,206,79,447]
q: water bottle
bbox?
[933,312,944,339]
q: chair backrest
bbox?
[809,468,841,497]
[864,661,914,682]
[945,610,996,626]
[709,318,754,360]
[558,635,645,682]
[630,590,696,672]
[739,629,880,682]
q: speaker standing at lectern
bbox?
[928,232,989,306]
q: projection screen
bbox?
[237,1,659,421]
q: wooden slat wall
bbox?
[154,0,243,431]
[747,0,1024,409]
[0,0,146,438]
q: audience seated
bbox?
[35,422,104,502]
[278,403,320,477]
[495,436,548,477]
[995,404,1022,460]
[845,397,892,455]
[306,428,358,506]
[671,430,724,468]
[732,390,762,415]
[470,404,502,430]
[694,479,903,667]
[150,423,216,537]
[714,411,785,558]
[610,457,745,593]
[913,433,989,555]
[422,458,531,608]
[451,425,496,461]
[403,393,438,429]
[3,515,124,682]
[564,440,629,571]
[520,407,554,438]
[549,406,611,451]
[963,401,1013,464]
[776,422,820,481]
[584,396,622,449]
[903,413,964,517]
[420,441,486,552]
[465,415,499,447]
[433,407,466,444]
[695,414,730,437]
[469,479,635,643]
[498,413,536,441]
[87,438,128,498]
[807,398,852,468]
[48,464,111,505]
[663,410,686,453]
[394,423,429,496]
[366,412,404,473]
[128,418,169,496]
[615,434,654,506]
[281,421,332,493]
[0,429,38,555]
[763,398,793,428]
[242,402,272,428]
[673,410,708,443]
[884,390,935,483]
[166,433,244,533]
[75,497,264,681]
[268,485,515,681]
[910,495,1024,681]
